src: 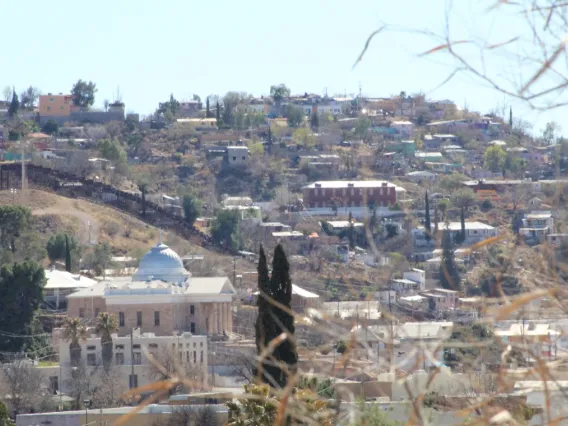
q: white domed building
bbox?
[67,238,236,337]
[132,242,191,284]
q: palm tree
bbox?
[62,317,88,367]
[95,312,119,371]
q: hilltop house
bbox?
[412,221,498,248]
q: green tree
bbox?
[269,84,291,103]
[46,233,79,264]
[205,97,211,118]
[71,79,97,109]
[542,121,560,145]
[95,312,119,371]
[65,235,72,272]
[424,191,431,241]
[182,194,201,227]
[292,127,316,148]
[19,86,40,109]
[255,244,297,388]
[0,261,46,351]
[0,401,14,426]
[62,317,87,367]
[443,324,499,369]
[439,230,461,291]
[216,101,221,125]
[450,188,476,210]
[310,112,319,131]
[0,206,32,254]
[354,116,371,140]
[97,137,127,172]
[157,93,180,120]
[509,106,513,128]
[7,88,19,117]
[41,119,59,135]
[455,206,466,245]
[484,145,506,172]
[437,198,449,222]
[2,86,12,103]
[285,105,304,127]
[211,209,241,250]
[138,182,148,216]
[297,376,337,399]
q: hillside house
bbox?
[412,221,498,247]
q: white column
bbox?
[213,303,219,334]
[228,303,233,333]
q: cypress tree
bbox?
[255,245,275,384]
[439,230,461,291]
[216,101,221,125]
[7,88,19,118]
[254,244,297,388]
[269,244,297,387]
[65,234,71,272]
[424,191,431,241]
[434,203,439,235]
[509,106,513,128]
[206,97,211,118]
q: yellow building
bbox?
[39,93,74,116]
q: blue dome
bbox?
[132,243,190,283]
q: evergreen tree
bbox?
[7,88,19,118]
[509,106,513,128]
[424,191,431,241]
[439,230,461,291]
[216,101,221,125]
[434,203,439,235]
[269,244,297,387]
[65,234,71,272]
[310,112,319,131]
[254,244,297,388]
[206,97,211,118]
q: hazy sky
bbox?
[3,0,566,135]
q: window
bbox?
[50,97,54,102]
[95,308,100,318]
[193,351,197,363]
[149,343,158,349]
[190,305,195,315]
[79,308,85,318]
[115,344,124,350]
[129,375,138,389]
[133,352,142,365]
[47,106,51,111]
[242,156,246,160]
[87,354,96,366]
[190,322,196,333]
[186,352,189,362]
[200,341,203,347]
[115,352,124,365]
[154,311,160,326]
[49,376,59,394]
[200,351,204,363]
[136,311,142,327]
[232,156,236,161]
[119,312,125,327]
[87,345,96,351]
[133,344,140,349]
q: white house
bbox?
[391,269,426,294]
[412,221,498,247]
[519,211,554,242]
[226,146,249,166]
[43,269,97,309]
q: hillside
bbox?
[0,189,211,260]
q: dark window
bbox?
[49,376,59,394]
[87,346,96,351]
[94,308,100,318]
[190,322,196,333]
[87,354,96,366]
[133,352,142,365]
[193,351,196,363]
[133,344,141,349]
[79,308,85,318]
[129,375,138,389]
[149,343,158,349]
[136,311,142,326]
[154,311,160,326]
[200,351,204,363]
[119,312,125,327]
[232,156,236,161]
[115,344,124,350]
[115,353,124,365]
[190,305,195,315]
